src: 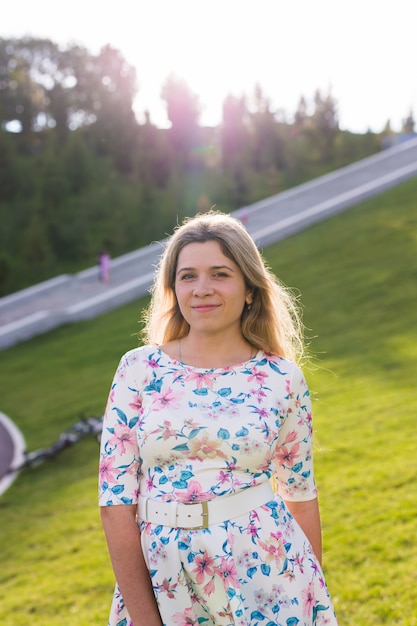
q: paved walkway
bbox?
[1,136,417,493]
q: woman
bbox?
[99,211,338,626]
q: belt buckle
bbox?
[184,500,209,530]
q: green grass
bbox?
[1,177,417,625]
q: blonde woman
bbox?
[99,211,338,626]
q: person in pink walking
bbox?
[98,250,111,283]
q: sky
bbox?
[2,0,417,133]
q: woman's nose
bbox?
[192,279,214,296]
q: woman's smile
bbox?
[192,303,220,312]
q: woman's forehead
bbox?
[176,240,238,269]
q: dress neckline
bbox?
[155,346,262,372]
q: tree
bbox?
[0,250,11,295]
[221,94,249,163]
[0,38,139,166]
[293,95,309,134]
[402,109,415,134]
[220,94,252,206]
[85,44,139,172]
[20,210,54,280]
[248,84,284,172]
[0,38,69,146]
[0,131,19,201]
[309,88,339,163]
[161,74,201,163]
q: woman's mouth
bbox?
[192,304,219,312]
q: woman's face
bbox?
[174,240,251,336]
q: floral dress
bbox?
[99,345,338,626]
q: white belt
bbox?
[137,481,275,530]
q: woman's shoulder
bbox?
[122,344,159,361]
[258,350,296,367]
[121,344,160,364]
[256,351,305,378]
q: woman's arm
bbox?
[101,505,163,626]
[284,497,322,565]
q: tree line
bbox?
[0,37,413,296]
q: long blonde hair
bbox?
[141,211,305,364]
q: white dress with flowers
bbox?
[99,345,338,626]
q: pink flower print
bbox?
[125,461,140,479]
[192,550,215,584]
[248,367,269,384]
[294,396,302,410]
[128,393,143,412]
[283,429,298,444]
[114,594,125,616]
[177,480,210,503]
[108,424,137,455]
[160,419,178,440]
[302,581,315,617]
[283,567,296,582]
[236,549,252,567]
[151,386,183,410]
[255,448,275,473]
[184,417,201,431]
[116,362,128,382]
[146,357,160,369]
[217,470,231,485]
[156,577,178,599]
[99,455,120,487]
[318,617,334,625]
[254,588,264,604]
[202,577,216,596]
[264,426,278,446]
[293,552,305,573]
[173,606,198,625]
[258,531,286,565]
[285,379,295,397]
[183,370,217,390]
[311,559,320,576]
[276,442,300,467]
[247,522,260,540]
[255,388,267,403]
[218,557,239,591]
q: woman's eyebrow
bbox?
[176,266,195,276]
[211,264,235,272]
[176,264,235,275]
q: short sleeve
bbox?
[98,354,142,506]
[273,365,317,502]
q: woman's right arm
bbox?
[101,504,163,626]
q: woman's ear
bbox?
[245,290,253,305]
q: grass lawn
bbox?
[0,177,416,625]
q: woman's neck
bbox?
[177,333,254,368]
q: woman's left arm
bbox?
[284,497,322,565]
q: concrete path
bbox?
[1,135,417,493]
